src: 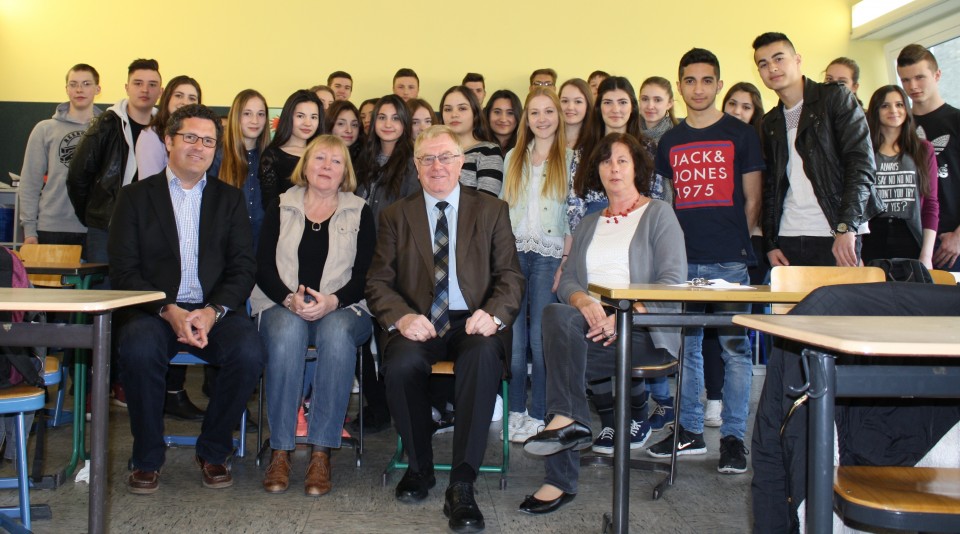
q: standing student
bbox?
[20,63,101,249]
[645,49,763,475]
[863,85,939,268]
[136,76,201,179]
[325,100,365,163]
[500,87,573,443]
[310,85,335,111]
[483,90,522,155]
[327,71,353,101]
[441,86,504,196]
[824,57,861,99]
[259,90,323,207]
[897,43,960,269]
[408,98,437,140]
[219,89,271,249]
[462,73,486,105]
[752,32,882,268]
[358,98,378,136]
[558,78,593,149]
[393,68,420,102]
[587,70,610,99]
[638,76,677,145]
[530,68,558,90]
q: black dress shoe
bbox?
[518,492,576,515]
[444,481,484,533]
[522,421,592,456]
[164,390,205,421]
[395,467,435,503]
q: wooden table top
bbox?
[732,315,960,357]
[588,283,808,303]
[0,288,163,312]
[23,262,108,276]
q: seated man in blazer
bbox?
[108,104,265,494]
[366,125,524,533]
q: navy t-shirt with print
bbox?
[655,114,765,265]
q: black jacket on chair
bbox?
[760,77,885,253]
[107,171,256,315]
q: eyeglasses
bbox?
[67,81,96,89]
[532,81,555,87]
[416,153,461,166]
[174,132,217,148]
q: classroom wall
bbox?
[0,0,887,173]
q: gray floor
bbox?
[0,370,762,534]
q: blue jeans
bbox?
[679,262,752,439]
[260,305,371,450]
[509,251,560,420]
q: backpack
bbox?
[865,258,933,284]
[0,248,44,388]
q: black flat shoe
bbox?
[522,422,592,456]
[444,481,484,533]
[164,390,205,421]
[518,492,576,515]
[395,467,435,503]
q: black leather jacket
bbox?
[67,109,130,230]
[761,77,884,252]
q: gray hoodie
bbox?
[19,102,101,238]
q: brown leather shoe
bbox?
[128,469,160,495]
[304,451,331,496]
[196,455,233,489]
[263,450,291,493]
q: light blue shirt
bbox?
[166,168,206,304]
[423,184,467,311]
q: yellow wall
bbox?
[0,0,888,114]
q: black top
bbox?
[259,147,301,208]
[256,199,376,307]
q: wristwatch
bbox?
[834,222,851,235]
[491,314,505,331]
[205,303,226,323]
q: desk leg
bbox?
[89,312,111,534]
[802,348,836,534]
[611,304,632,534]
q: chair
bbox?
[834,466,960,532]
[16,244,82,288]
[255,346,364,468]
[162,353,247,458]
[770,266,886,314]
[930,269,958,286]
[382,361,510,490]
[0,355,62,532]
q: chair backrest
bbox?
[17,244,83,288]
[929,269,959,286]
[770,266,886,314]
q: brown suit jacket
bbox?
[365,187,524,334]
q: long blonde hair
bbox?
[220,89,270,188]
[503,87,567,205]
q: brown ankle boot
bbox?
[263,450,291,493]
[304,451,331,496]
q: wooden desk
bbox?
[732,315,960,534]
[24,262,108,289]
[0,288,163,534]
[587,284,806,534]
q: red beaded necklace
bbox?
[602,195,643,224]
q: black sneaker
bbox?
[717,435,749,474]
[646,424,707,458]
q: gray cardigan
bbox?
[557,199,687,356]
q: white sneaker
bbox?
[704,400,723,427]
[501,411,526,440]
[491,394,504,422]
[510,416,545,443]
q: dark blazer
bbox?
[108,171,256,314]
[365,187,524,333]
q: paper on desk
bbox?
[670,279,756,290]
[75,460,90,483]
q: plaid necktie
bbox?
[431,201,451,337]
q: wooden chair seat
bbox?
[770,266,886,314]
[930,269,958,286]
[432,361,454,374]
[17,244,83,288]
[834,466,960,532]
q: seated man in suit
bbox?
[108,104,265,494]
[366,125,524,533]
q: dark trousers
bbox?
[777,235,862,267]
[382,312,503,476]
[118,306,265,471]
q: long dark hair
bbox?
[722,82,764,139]
[574,76,648,196]
[324,99,365,162]
[268,89,324,151]
[356,94,415,199]
[440,86,491,143]
[483,89,522,154]
[149,75,201,137]
[867,85,932,196]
